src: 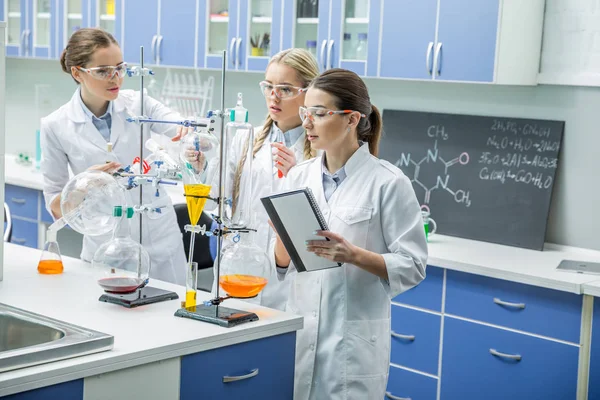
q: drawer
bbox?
[11,219,39,248]
[588,297,600,399]
[390,305,440,375]
[385,365,437,400]
[180,332,295,400]
[393,265,443,311]
[5,185,39,220]
[445,270,582,343]
[3,379,83,399]
[440,317,578,400]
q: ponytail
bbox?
[360,104,382,157]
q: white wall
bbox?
[4,58,600,251]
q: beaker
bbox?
[421,210,437,241]
[37,229,63,275]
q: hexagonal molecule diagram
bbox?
[395,125,471,211]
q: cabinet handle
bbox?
[20,30,27,55]
[433,42,442,76]
[10,198,26,205]
[12,238,26,244]
[385,392,411,400]
[235,37,242,67]
[489,348,522,361]
[391,331,415,341]
[27,30,32,55]
[156,35,164,64]
[151,35,158,63]
[327,40,334,70]
[493,297,526,309]
[229,38,237,67]
[223,368,259,383]
[426,41,434,75]
[319,39,328,70]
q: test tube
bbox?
[185,261,198,309]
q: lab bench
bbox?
[0,0,545,85]
[0,243,300,399]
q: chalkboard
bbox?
[380,110,565,251]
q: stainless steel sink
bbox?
[0,303,114,373]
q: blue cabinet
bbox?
[180,332,296,399]
[379,0,438,80]
[386,365,438,400]
[158,0,198,67]
[122,0,158,65]
[3,380,83,399]
[11,218,38,248]
[434,0,499,82]
[378,0,499,82]
[393,265,443,311]
[440,317,579,400]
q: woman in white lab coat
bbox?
[187,48,319,310]
[40,28,188,285]
[272,68,429,399]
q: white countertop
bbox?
[0,243,303,396]
[581,280,600,297]
[6,153,600,295]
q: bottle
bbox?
[38,229,64,275]
[356,33,368,60]
[343,33,353,59]
[306,40,317,58]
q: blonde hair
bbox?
[231,48,320,215]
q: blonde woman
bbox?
[188,48,319,310]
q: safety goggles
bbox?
[77,62,128,81]
[259,81,307,100]
[299,106,366,123]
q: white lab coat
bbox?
[40,88,188,285]
[276,143,428,400]
[210,125,310,310]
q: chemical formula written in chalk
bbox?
[395,124,472,208]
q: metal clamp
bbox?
[385,392,411,400]
[493,297,525,309]
[426,41,434,75]
[223,368,259,383]
[391,331,415,341]
[489,348,522,361]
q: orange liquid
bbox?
[38,260,64,274]
[219,275,267,298]
[184,184,212,225]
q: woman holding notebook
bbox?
[271,68,429,400]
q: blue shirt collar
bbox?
[78,87,113,121]
[270,123,305,148]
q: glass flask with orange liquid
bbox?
[38,229,64,274]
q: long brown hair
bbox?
[60,28,118,83]
[231,48,320,214]
[309,68,382,156]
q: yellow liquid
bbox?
[219,275,268,298]
[185,290,196,307]
[184,184,212,225]
[38,260,64,275]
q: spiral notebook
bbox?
[261,188,343,272]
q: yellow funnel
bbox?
[184,184,212,225]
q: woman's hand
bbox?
[306,231,358,264]
[268,219,291,267]
[271,143,297,177]
[171,125,194,142]
[87,161,122,173]
[183,147,206,173]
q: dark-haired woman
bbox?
[272,68,428,399]
[41,28,187,284]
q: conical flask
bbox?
[92,206,151,294]
[37,229,64,275]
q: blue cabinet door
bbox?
[440,317,579,400]
[158,0,197,67]
[379,0,437,79]
[386,365,438,400]
[5,0,29,56]
[316,0,330,72]
[180,333,296,399]
[434,0,499,82]
[122,0,157,65]
[3,380,83,399]
[235,0,247,70]
[588,297,600,398]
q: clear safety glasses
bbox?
[259,81,307,100]
[299,106,366,123]
[77,62,128,81]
